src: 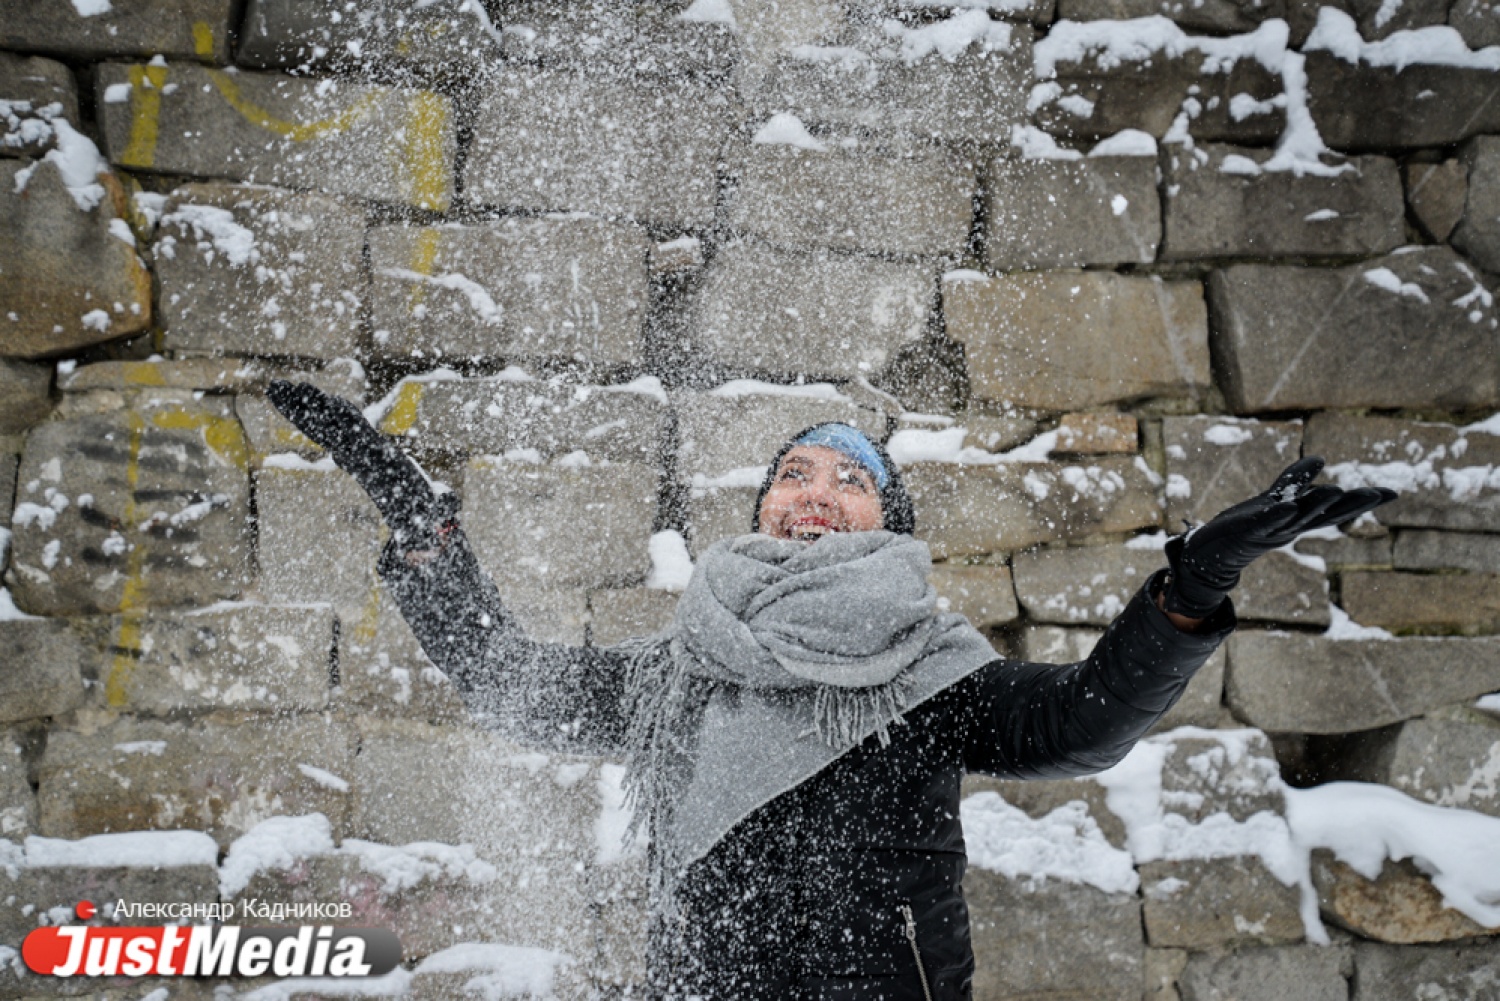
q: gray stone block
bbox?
[506,586,592,647]
[685,482,759,555]
[1013,543,1162,626]
[1359,713,1500,818]
[463,458,658,590]
[0,361,51,435]
[1162,416,1304,528]
[0,728,33,839]
[368,217,650,366]
[1296,530,1392,571]
[590,587,679,648]
[948,270,1211,410]
[0,863,219,953]
[906,457,1162,560]
[1342,570,1500,635]
[237,0,504,80]
[730,131,976,257]
[1142,857,1304,948]
[0,54,78,159]
[1306,50,1500,150]
[1305,414,1500,533]
[1057,0,1286,31]
[59,357,363,396]
[692,241,935,380]
[255,466,383,608]
[1163,143,1403,259]
[1453,136,1500,274]
[1394,530,1500,574]
[966,867,1143,1001]
[96,61,455,209]
[1313,850,1499,944]
[674,386,887,482]
[0,620,85,724]
[1451,0,1500,48]
[333,585,465,724]
[156,184,365,360]
[38,714,351,846]
[1352,941,1500,1000]
[233,362,367,461]
[1209,249,1500,413]
[1405,159,1468,242]
[1226,631,1500,733]
[1235,551,1330,627]
[9,398,251,616]
[500,2,738,79]
[464,65,729,228]
[0,0,236,62]
[932,563,1019,628]
[1159,728,1285,822]
[984,153,1161,269]
[963,772,1125,848]
[1179,944,1351,1001]
[0,451,15,527]
[1,161,153,360]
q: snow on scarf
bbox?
[619,530,997,915]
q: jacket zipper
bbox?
[899,904,934,1001]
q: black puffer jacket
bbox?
[378,532,1233,1001]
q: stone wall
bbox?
[2,0,1500,998]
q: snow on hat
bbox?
[752,423,915,536]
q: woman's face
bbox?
[757,445,885,541]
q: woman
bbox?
[267,381,1391,1000]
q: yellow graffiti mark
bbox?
[403,228,444,315]
[105,412,148,709]
[205,68,381,142]
[352,584,384,646]
[192,21,215,59]
[151,408,251,471]
[121,64,169,168]
[401,91,451,211]
[378,382,424,436]
[122,362,167,387]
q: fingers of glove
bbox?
[1292,488,1396,534]
[1264,456,1325,502]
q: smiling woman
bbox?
[758,445,885,540]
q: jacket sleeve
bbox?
[375,529,632,755]
[960,568,1234,779]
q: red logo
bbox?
[73,902,96,921]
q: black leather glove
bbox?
[266,380,459,550]
[1164,456,1396,619]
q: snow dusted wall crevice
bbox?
[2,0,1500,997]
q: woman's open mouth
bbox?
[788,516,838,540]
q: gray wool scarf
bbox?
[619,530,998,914]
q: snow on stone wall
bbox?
[1,0,1499,997]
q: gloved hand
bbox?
[266,380,459,550]
[1164,457,1395,619]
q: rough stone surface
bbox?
[966,868,1143,1001]
[1,161,152,359]
[1158,729,1285,823]
[589,587,679,648]
[1451,0,1500,48]
[96,61,456,210]
[685,482,760,556]
[0,863,219,955]
[1162,416,1304,527]
[1304,414,1500,533]
[233,362,366,461]
[1351,941,1500,999]
[1055,412,1138,455]
[947,271,1211,410]
[1393,530,1500,574]
[1162,144,1403,259]
[1313,850,1499,944]
[1178,944,1352,1001]
[730,133,975,257]
[964,771,1126,848]
[693,241,935,380]
[1234,552,1330,626]
[501,2,737,79]
[0,619,86,723]
[465,65,729,228]
[1057,0,1286,31]
[1452,137,1500,274]
[1342,571,1500,635]
[1226,632,1500,733]
[0,360,51,434]
[0,54,79,159]
[256,466,383,609]
[1306,51,1500,150]
[367,217,650,366]
[1355,713,1500,818]
[1141,858,1304,948]
[1296,530,1392,570]
[0,0,236,62]
[985,153,1161,269]
[0,728,35,838]
[463,458,658,590]
[932,563,1020,629]
[8,397,251,616]
[335,585,466,723]
[674,387,887,483]
[1209,248,1500,413]
[37,714,351,846]
[59,357,361,396]
[1013,544,1164,626]
[1405,159,1468,242]
[906,458,1162,560]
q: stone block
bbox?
[1393,530,1500,574]
[334,585,467,723]
[0,54,78,159]
[463,458,657,590]
[685,482,759,555]
[1209,248,1500,414]
[38,714,351,846]
[965,867,1143,1001]
[233,362,367,461]
[1404,159,1468,242]
[1296,530,1392,570]
[155,184,365,360]
[730,131,976,257]
[255,466,383,608]
[947,271,1210,410]
[1158,728,1285,822]
[0,728,34,839]
[1304,414,1500,533]
[589,587,678,648]
[907,458,1162,560]
[1141,858,1303,948]
[1,161,152,359]
[1451,0,1500,48]
[97,62,455,210]
[0,450,15,523]
[59,357,363,397]
[0,361,51,435]
[237,0,505,81]
[9,397,251,616]
[1055,413,1138,455]
[465,65,729,228]
[984,153,1161,269]
[1356,713,1500,818]
[748,21,1034,144]
[674,385,887,482]
[499,2,738,79]
[1163,143,1403,259]
[1232,550,1329,626]
[963,772,1125,848]
[692,241,935,380]
[1057,0,1286,31]
[0,862,220,953]
[0,0,236,62]
[1226,631,1500,733]
[91,604,334,714]
[0,619,83,722]
[1313,850,1500,944]
[1342,571,1500,635]
[1453,136,1500,274]
[1013,543,1162,626]
[506,587,592,647]
[1353,942,1500,999]
[367,217,650,366]
[932,563,1019,629]
[1178,945,1351,1001]
[1162,416,1303,527]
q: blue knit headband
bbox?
[792,424,890,490]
